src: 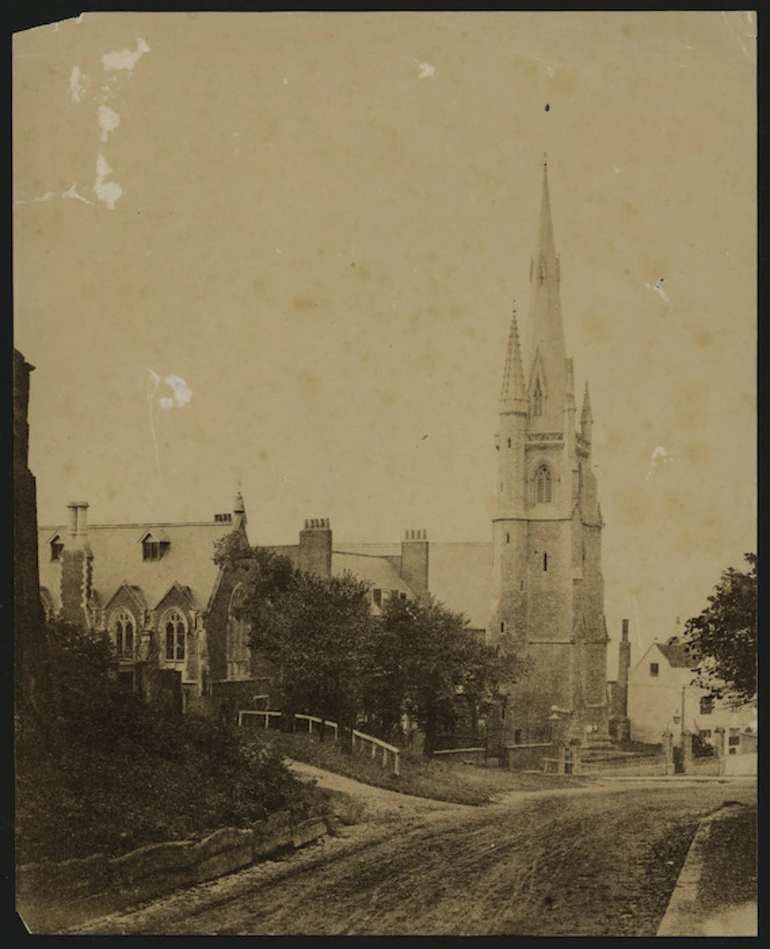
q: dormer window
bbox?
[143,540,165,561]
[140,530,170,561]
[50,535,64,561]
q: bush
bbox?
[16,620,331,865]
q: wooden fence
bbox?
[237,708,400,776]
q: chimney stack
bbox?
[298,518,332,578]
[60,502,93,629]
[401,528,429,600]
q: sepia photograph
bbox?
[13,10,756,936]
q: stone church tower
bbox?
[488,162,609,744]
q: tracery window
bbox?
[110,608,135,659]
[163,608,186,661]
[535,465,552,504]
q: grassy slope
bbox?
[16,715,333,866]
[257,730,590,805]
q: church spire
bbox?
[499,304,527,413]
[525,159,568,428]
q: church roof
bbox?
[38,520,236,614]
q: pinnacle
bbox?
[500,306,527,408]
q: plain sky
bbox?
[14,11,756,668]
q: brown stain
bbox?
[298,371,321,401]
[462,325,478,341]
[683,441,708,466]
[614,487,648,528]
[356,263,371,280]
[674,379,701,429]
[257,450,269,463]
[546,67,577,97]
[605,426,624,446]
[579,308,608,344]
[622,201,639,217]
[692,327,714,348]
[621,22,633,38]
[252,278,264,293]
[293,296,317,312]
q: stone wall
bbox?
[17,812,332,934]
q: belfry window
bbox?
[164,609,186,662]
[543,552,548,572]
[536,465,552,503]
[533,378,544,416]
[50,536,64,561]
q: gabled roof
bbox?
[332,550,413,598]
[656,639,696,669]
[38,520,242,614]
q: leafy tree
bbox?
[255,571,376,730]
[683,553,757,704]
[216,537,376,730]
[372,595,526,756]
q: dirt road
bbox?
[76,776,755,936]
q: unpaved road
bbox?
[76,775,755,936]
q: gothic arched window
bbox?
[536,465,552,503]
[110,608,135,659]
[163,609,186,662]
[227,584,250,679]
[532,378,544,417]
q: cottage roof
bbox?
[656,639,696,669]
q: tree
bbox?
[683,553,756,704]
[216,536,376,730]
[256,571,376,730]
[372,595,526,756]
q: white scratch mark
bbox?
[721,11,755,61]
[646,445,671,481]
[69,66,88,103]
[275,248,282,255]
[283,77,289,85]
[645,274,669,303]
[98,104,121,142]
[62,184,91,204]
[612,166,620,175]
[93,154,124,209]
[162,374,193,408]
[102,38,150,72]
[418,62,436,79]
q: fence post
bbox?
[393,750,400,776]
[662,728,674,775]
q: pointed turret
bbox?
[233,484,247,531]
[581,381,593,437]
[499,306,528,414]
[525,159,568,429]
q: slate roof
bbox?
[38,523,495,631]
[38,521,235,613]
[334,541,494,629]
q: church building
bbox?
[33,161,613,743]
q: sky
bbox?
[13,11,756,668]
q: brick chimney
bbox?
[400,529,429,600]
[60,502,93,629]
[298,518,332,578]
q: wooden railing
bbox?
[294,713,339,742]
[237,707,401,776]
[352,729,401,776]
[237,709,282,729]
